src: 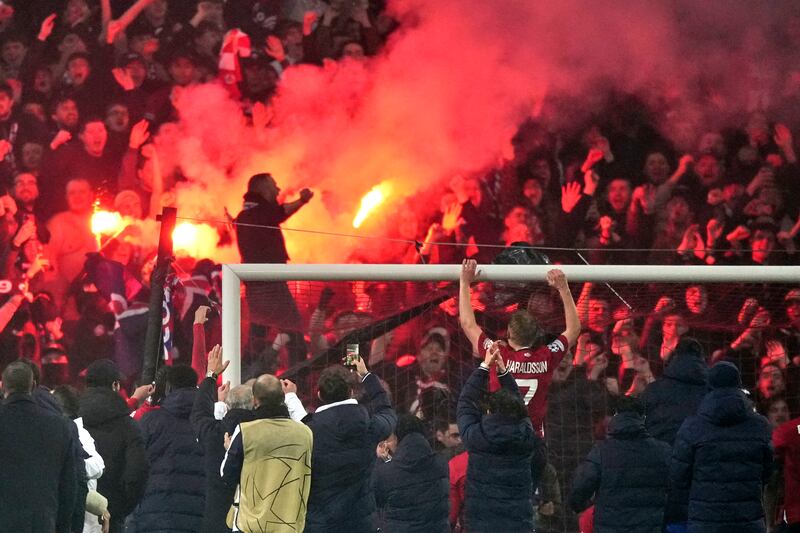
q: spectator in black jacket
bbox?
[671,362,773,533]
[135,365,205,532]
[569,395,672,533]
[304,358,396,533]
[373,414,449,533]
[641,337,709,446]
[235,172,313,366]
[79,359,149,533]
[191,344,255,533]
[640,337,709,527]
[0,361,78,533]
[457,342,545,533]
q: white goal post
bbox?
[220,264,800,386]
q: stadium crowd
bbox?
[0,0,799,532]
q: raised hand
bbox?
[653,296,674,313]
[281,379,297,394]
[706,218,724,245]
[50,130,72,151]
[546,269,569,292]
[353,354,368,378]
[460,259,479,285]
[13,219,37,248]
[299,188,314,202]
[0,140,12,160]
[583,170,599,196]
[581,148,604,173]
[106,19,124,44]
[132,383,155,403]
[112,67,135,91]
[726,225,751,243]
[774,123,793,150]
[635,184,656,214]
[560,181,582,213]
[265,35,285,62]
[737,297,759,325]
[303,11,318,36]
[217,381,230,403]
[129,119,150,150]
[676,154,694,176]
[194,305,210,325]
[207,344,229,376]
[483,341,500,367]
[441,202,465,233]
[38,13,57,42]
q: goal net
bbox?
[222,263,799,532]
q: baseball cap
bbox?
[785,288,800,302]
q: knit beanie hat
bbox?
[708,361,741,389]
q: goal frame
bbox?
[221,264,800,385]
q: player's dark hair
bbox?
[318,365,354,404]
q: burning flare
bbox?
[91,210,123,236]
[353,183,392,229]
[172,222,200,253]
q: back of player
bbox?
[460,260,580,434]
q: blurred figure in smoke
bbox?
[235,173,312,368]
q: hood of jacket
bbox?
[33,385,64,416]
[79,386,131,427]
[242,191,270,210]
[393,432,438,472]
[607,411,648,439]
[698,387,750,426]
[160,387,197,419]
[481,413,535,452]
[664,353,708,386]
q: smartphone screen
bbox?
[344,343,360,366]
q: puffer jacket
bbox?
[304,373,396,533]
[79,387,149,521]
[641,351,708,446]
[134,388,206,532]
[457,366,544,533]
[671,387,773,533]
[569,411,672,533]
[373,432,449,532]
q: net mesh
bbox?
[240,275,799,532]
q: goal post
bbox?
[220,264,800,385]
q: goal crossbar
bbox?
[221,264,800,385]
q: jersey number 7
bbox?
[515,379,539,406]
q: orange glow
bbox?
[172,222,199,252]
[91,210,123,235]
[353,183,391,228]
[172,222,221,259]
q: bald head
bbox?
[253,374,283,408]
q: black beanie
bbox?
[708,361,741,389]
[86,359,121,388]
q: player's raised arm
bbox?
[459,259,483,352]
[547,269,581,349]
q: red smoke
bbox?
[164,0,799,263]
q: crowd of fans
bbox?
[0,1,799,533]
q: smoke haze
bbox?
[165,0,800,262]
